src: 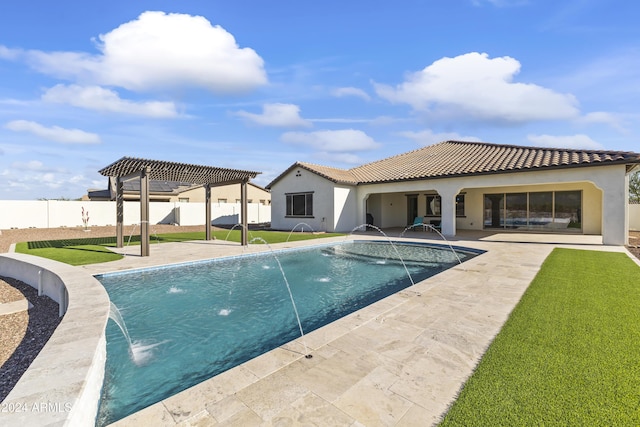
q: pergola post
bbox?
[241,179,248,246]
[140,167,150,257]
[205,184,212,241]
[116,177,124,248]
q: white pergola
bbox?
[99,157,260,256]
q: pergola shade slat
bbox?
[99,157,259,184]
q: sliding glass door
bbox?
[484,190,581,231]
[528,192,553,229]
[506,193,527,228]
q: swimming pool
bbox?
[96,240,477,425]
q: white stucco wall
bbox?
[334,186,357,231]
[269,167,338,232]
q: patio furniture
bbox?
[412,216,427,231]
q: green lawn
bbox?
[14,243,124,266]
[15,229,343,265]
[440,248,640,426]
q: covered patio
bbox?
[99,157,260,256]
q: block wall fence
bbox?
[0,200,271,229]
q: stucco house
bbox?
[266,141,640,245]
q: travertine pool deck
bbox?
[79,232,634,426]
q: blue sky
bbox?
[0,0,638,199]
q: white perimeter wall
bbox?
[0,200,270,229]
[631,204,640,231]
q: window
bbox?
[217,198,227,203]
[426,194,465,216]
[426,195,441,216]
[178,197,189,203]
[286,192,313,217]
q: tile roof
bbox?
[269,141,640,187]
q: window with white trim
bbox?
[286,192,313,217]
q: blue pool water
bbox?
[96,241,477,425]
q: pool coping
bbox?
[0,252,110,427]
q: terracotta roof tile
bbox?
[267,141,640,188]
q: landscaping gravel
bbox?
[0,276,61,402]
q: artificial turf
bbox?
[15,229,343,265]
[15,243,124,266]
[440,248,640,426]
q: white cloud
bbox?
[526,134,604,150]
[5,120,101,144]
[577,111,626,132]
[236,103,312,127]
[374,52,580,123]
[281,129,380,152]
[11,160,46,171]
[42,84,179,118]
[400,129,482,146]
[24,11,267,94]
[331,87,371,101]
[0,45,20,60]
[313,152,363,164]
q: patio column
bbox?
[598,174,629,245]
[205,184,212,241]
[438,186,460,237]
[116,177,124,248]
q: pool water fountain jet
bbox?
[108,302,136,360]
[399,224,464,266]
[109,302,162,366]
[249,237,312,359]
[219,272,236,316]
[224,223,254,243]
[286,222,315,242]
[126,222,159,247]
[348,224,415,286]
